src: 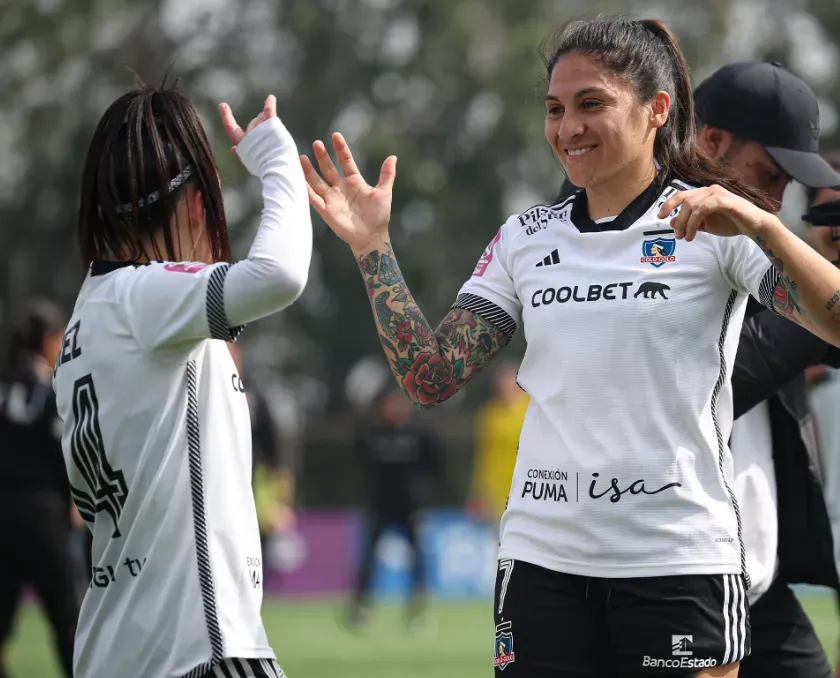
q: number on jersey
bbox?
[68,374,129,538]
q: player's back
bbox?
[54,263,271,678]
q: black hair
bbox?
[544,15,776,212]
[77,76,230,268]
[6,298,66,371]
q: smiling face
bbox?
[545,52,666,194]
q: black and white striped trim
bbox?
[758,267,782,313]
[207,264,245,342]
[183,657,287,678]
[186,361,224,663]
[721,574,748,665]
[182,661,213,678]
[711,291,750,590]
[451,293,517,342]
[211,658,287,678]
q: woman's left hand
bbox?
[657,185,779,241]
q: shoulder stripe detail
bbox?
[207,264,245,342]
[185,360,225,662]
[451,293,517,341]
[758,266,781,313]
[710,291,750,589]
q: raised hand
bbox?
[219,94,277,153]
[301,133,397,254]
[657,184,778,241]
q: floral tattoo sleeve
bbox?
[356,242,509,407]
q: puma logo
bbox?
[634,281,670,299]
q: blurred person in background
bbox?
[0,299,81,678]
[468,362,528,527]
[228,343,296,580]
[798,153,840,677]
[347,382,441,632]
[304,12,840,674]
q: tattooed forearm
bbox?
[356,242,507,407]
[754,235,809,321]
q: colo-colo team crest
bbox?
[494,621,515,670]
[641,237,676,267]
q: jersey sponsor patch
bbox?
[164,262,208,274]
[473,229,503,277]
[641,237,677,267]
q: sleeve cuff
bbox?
[451,293,518,342]
[758,267,782,314]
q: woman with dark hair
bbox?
[302,15,840,678]
[53,83,311,678]
[0,299,79,678]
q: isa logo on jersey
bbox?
[494,622,516,670]
[641,238,676,267]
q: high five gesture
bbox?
[300,135,507,408]
[301,134,397,254]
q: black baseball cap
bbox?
[694,61,840,189]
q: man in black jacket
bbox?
[555,61,840,678]
[347,383,441,631]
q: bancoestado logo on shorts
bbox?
[642,635,718,670]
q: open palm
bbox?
[301,133,397,253]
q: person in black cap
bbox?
[694,61,840,678]
[0,299,80,678]
[694,61,840,198]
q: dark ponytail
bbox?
[77,77,231,268]
[544,15,777,212]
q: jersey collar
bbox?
[90,261,146,277]
[570,172,670,233]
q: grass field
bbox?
[6,593,839,677]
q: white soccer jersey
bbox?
[455,177,780,580]
[53,118,310,678]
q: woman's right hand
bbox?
[219,94,278,153]
[301,134,397,254]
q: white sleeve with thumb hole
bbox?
[223,117,313,327]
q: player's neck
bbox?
[584,162,658,221]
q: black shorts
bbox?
[493,559,750,677]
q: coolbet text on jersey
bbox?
[53,117,310,678]
[454,177,780,582]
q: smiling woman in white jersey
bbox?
[52,84,311,678]
[300,15,840,678]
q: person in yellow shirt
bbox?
[468,362,529,526]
